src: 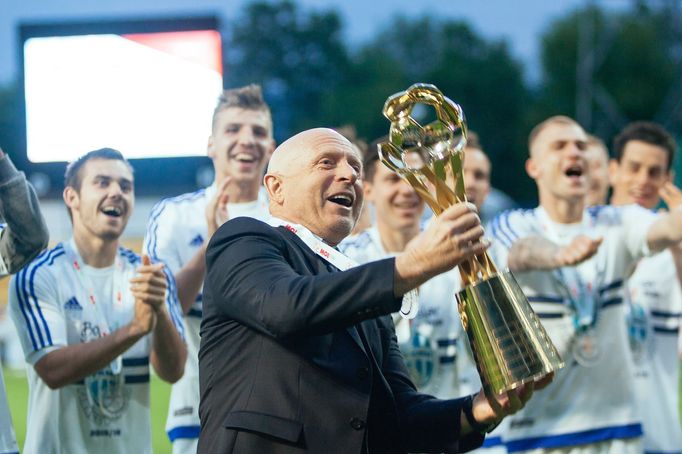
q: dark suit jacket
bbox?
[198,217,484,453]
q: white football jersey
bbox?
[488,205,657,452]
[626,250,682,452]
[7,239,184,454]
[143,184,269,445]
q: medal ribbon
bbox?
[268,217,418,319]
[534,208,605,331]
[66,239,124,374]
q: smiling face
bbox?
[63,158,134,242]
[526,120,589,205]
[208,107,275,185]
[365,161,424,233]
[266,129,364,245]
[610,140,671,209]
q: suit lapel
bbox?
[279,227,369,357]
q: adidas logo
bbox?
[63,297,83,312]
[189,234,204,247]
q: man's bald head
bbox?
[267,128,350,177]
[264,128,364,245]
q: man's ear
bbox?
[264,174,284,204]
[266,138,276,159]
[363,180,374,204]
[525,158,539,179]
[608,159,620,186]
[63,186,79,211]
[207,134,215,160]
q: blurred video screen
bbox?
[21,20,223,163]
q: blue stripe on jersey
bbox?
[601,297,623,309]
[15,268,39,351]
[436,338,457,347]
[122,356,149,367]
[528,295,564,304]
[163,267,185,339]
[490,213,514,249]
[653,326,680,335]
[145,189,206,263]
[536,313,564,319]
[16,245,64,350]
[598,279,623,295]
[124,373,150,384]
[482,436,503,448]
[168,425,201,441]
[645,451,682,454]
[187,308,203,318]
[505,423,642,452]
[29,249,65,348]
[118,247,141,265]
[502,210,521,242]
[439,355,456,364]
[651,310,682,318]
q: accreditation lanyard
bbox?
[66,239,124,374]
[535,208,605,331]
[268,217,418,319]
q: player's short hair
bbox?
[613,121,676,170]
[64,148,133,192]
[528,115,581,154]
[211,84,272,134]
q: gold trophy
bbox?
[379,83,564,395]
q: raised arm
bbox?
[0,149,49,274]
[645,207,682,252]
[507,235,603,272]
[207,203,487,339]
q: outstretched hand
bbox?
[554,235,602,267]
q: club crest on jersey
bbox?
[401,332,438,388]
[78,370,129,425]
[626,301,653,364]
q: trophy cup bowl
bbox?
[379,83,564,395]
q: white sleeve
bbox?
[8,256,66,365]
[143,200,183,274]
[487,209,537,268]
[618,205,658,261]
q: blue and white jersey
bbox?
[7,239,184,454]
[143,184,269,445]
[626,250,682,453]
[488,204,657,452]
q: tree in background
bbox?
[536,3,681,145]
[226,0,351,140]
[323,16,534,202]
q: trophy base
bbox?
[456,270,564,395]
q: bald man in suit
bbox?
[198,128,550,453]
